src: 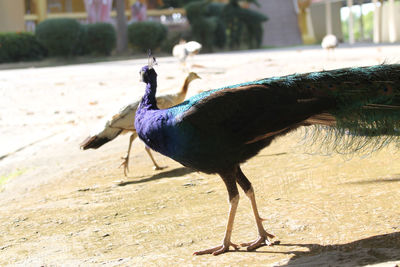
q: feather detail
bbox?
[80,102,139,150]
[80,130,122,149]
[304,113,337,126]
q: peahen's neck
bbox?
[141,79,158,110]
[180,76,191,96]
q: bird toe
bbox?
[240,233,275,251]
[193,241,238,256]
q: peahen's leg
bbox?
[236,166,275,251]
[194,169,240,255]
[144,146,165,170]
[120,132,137,176]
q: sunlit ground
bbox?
[0,44,400,266]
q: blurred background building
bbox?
[0,0,182,32]
[0,0,399,46]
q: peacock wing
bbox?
[179,84,332,146]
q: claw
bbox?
[193,242,239,256]
[240,232,275,251]
[119,156,129,176]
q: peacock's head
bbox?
[140,53,157,83]
[140,65,157,83]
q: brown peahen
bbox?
[134,60,400,255]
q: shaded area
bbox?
[344,176,400,185]
[117,167,195,186]
[279,232,400,266]
[257,152,288,158]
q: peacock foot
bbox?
[240,232,275,251]
[193,241,239,256]
[119,156,130,176]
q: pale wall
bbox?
[309,0,343,42]
[252,0,303,47]
[0,0,25,32]
[381,1,400,43]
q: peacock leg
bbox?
[120,132,137,176]
[144,146,165,170]
[194,170,240,255]
[237,167,275,251]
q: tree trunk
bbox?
[116,0,128,54]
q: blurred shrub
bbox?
[185,1,222,52]
[162,0,197,8]
[208,2,227,49]
[83,23,116,56]
[222,1,267,49]
[35,18,85,57]
[128,22,167,52]
[0,32,47,63]
[185,0,267,51]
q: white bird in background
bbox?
[321,34,338,59]
[80,72,201,176]
[172,40,202,70]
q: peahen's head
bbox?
[187,72,201,83]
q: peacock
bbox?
[80,71,200,176]
[134,57,400,255]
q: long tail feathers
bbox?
[80,135,112,150]
[289,65,400,135]
[281,64,400,153]
[80,128,123,150]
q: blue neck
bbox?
[141,79,158,110]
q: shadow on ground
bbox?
[279,231,400,266]
[344,176,400,185]
[117,167,195,186]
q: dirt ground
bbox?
[1,44,400,266]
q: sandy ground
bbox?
[1,44,400,266]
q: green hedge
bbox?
[222,2,268,49]
[185,1,225,51]
[83,23,116,56]
[128,21,167,52]
[35,19,117,57]
[162,0,198,8]
[0,32,47,63]
[185,0,267,50]
[35,18,85,57]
